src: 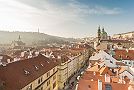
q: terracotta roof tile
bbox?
[0,54,59,90]
[114,49,134,60]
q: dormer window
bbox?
[53,68,55,73]
[24,70,30,75]
[126,55,129,58]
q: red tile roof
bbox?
[0,54,59,90]
[0,55,13,64]
[77,64,130,90]
[113,49,134,60]
[78,70,129,90]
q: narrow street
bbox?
[64,63,88,90]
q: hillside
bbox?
[0,31,75,45]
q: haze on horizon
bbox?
[0,0,134,38]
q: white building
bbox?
[89,50,117,68]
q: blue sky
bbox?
[0,0,134,38]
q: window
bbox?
[53,75,56,80]
[126,55,129,58]
[41,77,43,82]
[53,68,55,73]
[105,84,112,90]
[110,60,113,63]
[38,77,43,84]
[88,85,91,88]
[26,84,32,90]
[47,72,50,77]
[125,62,127,64]
[38,79,40,84]
[53,82,56,89]
[47,80,50,86]
[129,62,131,64]
[40,87,43,90]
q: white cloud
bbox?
[0,0,122,37]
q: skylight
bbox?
[47,61,50,63]
[41,64,44,67]
[34,65,39,70]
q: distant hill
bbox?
[0,31,75,45]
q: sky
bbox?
[0,0,134,38]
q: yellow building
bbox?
[57,55,68,90]
[0,54,59,90]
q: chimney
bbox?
[21,52,25,57]
[58,56,61,59]
[98,79,102,90]
[7,59,10,63]
[0,56,3,60]
[35,51,39,56]
[105,74,110,83]
[2,62,7,67]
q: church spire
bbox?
[102,27,104,32]
[97,25,101,43]
[18,35,21,41]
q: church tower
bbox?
[102,27,108,40]
[97,26,101,43]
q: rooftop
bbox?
[0,54,59,90]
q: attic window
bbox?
[24,70,30,75]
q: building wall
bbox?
[68,60,74,78]
[113,32,134,39]
[122,60,134,67]
[57,61,68,89]
[21,66,58,90]
[57,49,90,89]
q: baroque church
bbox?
[97,26,109,44]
